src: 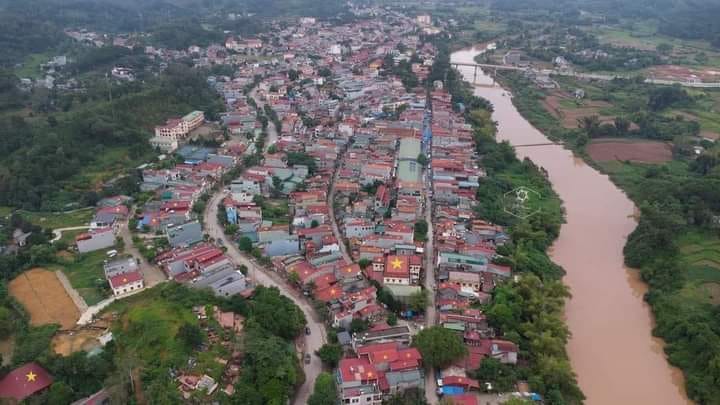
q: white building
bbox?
[416,15,431,25]
[150,111,205,152]
[109,270,144,296]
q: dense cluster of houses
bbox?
[428,85,519,402]
[49,7,531,403]
[137,143,254,297]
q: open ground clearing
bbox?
[542,91,615,128]
[9,268,80,329]
[587,138,673,163]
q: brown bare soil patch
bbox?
[701,283,720,305]
[543,92,615,128]
[0,338,14,366]
[9,268,80,329]
[52,329,103,356]
[587,139,673,163]
[700,130,720,140]
[51,314,113,356]
[646,65,720,83]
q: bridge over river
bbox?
[451,61,720,88]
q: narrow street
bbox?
[327,151,353,263]
[204,191,327,405]
[422,107,438,404]
[422,168,438,405]
[119,215,167,287]
[248,87,278,151]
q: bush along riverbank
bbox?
[495,69,720,403]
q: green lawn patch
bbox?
[14,53,50,79]
[54,250,111,306]
[19,207,94,229]
[0,206,13,217]
[263,199,290,225]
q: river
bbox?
[450,45,691,405]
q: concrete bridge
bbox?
[451,62,720,88]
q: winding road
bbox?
[204,191,327,405]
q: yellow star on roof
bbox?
[26,371,37,382]
[391,257,403,269]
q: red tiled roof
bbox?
[384,255,409,277]
[442,376,480,390]
[0,363,53,401]
[109,270,143,289]
[338,358,379,383]
[444,394,478,405]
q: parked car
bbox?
[305,326,311,335]
[304,353,311,364]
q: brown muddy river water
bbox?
[451,45,691,405]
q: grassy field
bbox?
[677,231,720,284]
[19,207,94,229]
[64,146,151,193]
[263,199,290,225]
[108,287,200,368]
[474,19,506,34]
[0,206,13,217]
[53,250,111,306]
[14,53,50,79]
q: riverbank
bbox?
[451,45,692,404]
[495,65,720,403]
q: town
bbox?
[4,0,720,404]
[0,7,535,404]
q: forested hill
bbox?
[0,0,346,66]
[0,65,223,210]
[489,0,720,48]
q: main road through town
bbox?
[204,191,327,405]
[327,149,353,263]
[421,135,438,403]
[249,87,279,151]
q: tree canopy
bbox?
[413,326,467,368]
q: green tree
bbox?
[417,153,428,167]
[308,372,337,405]
[387,312,398,326]
[414,220,429,242]
[251,286,306,340]
[0,307,13,339]
[349,318,370,334]
[409,289,429,313]
[316,343,342,367]
[46,382,74,404]
[413,326,467,368]
[358,258,372,269]
[238,236,253,252]
[176,323,203,349]
[656,43,674,55]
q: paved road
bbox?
[327,150,353,263]
[119,216,167,287]
[50,226,90,243]
[249,88,279,151]
[204,191,327,405]
[422,168,439,405]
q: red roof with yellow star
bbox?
[0,362,53,401]
[384,255,409,277]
